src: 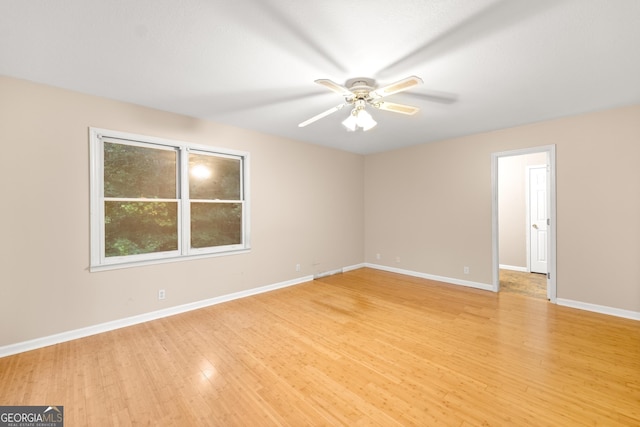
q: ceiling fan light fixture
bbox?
[342,107,377,132]
[342,111,358,131]
[356,109,377,131]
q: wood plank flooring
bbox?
[499,269,547,299]
[1,268,639,426]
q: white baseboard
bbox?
[313,268,343,279]
[366,264,639,321]
[7,267,636,358]
[343,263,366,273]
[0,274,314,358]
[556,298,640,321]
[499,264,528,272]
[313,263,366,278]
[365,263,493,292]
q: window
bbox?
[90,128,250,270]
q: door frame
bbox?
[491,145,557,302]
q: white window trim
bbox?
[89,127,251,272]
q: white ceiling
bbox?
[2,0,639,154]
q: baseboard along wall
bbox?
[0,273,315,358]
[365,263,494,291]
[2,263,637,357]
[499,264,528,272]
[556,298,640,321]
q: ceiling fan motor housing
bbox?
[345,77,376,101]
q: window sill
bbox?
[89,248,251,272]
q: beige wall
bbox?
[365,105,640,312]
[2,74,638,349]
[498,152,548,268]
[0,76,364,347]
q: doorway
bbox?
[491,146,556,302]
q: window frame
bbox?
[89,127,250,271]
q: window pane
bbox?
[105,201,178,257]
[191,202,242,248]
[189,153,241,200]
[104,142,177,199]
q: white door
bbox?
[529,166,548,274]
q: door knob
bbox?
[532,224,539,229]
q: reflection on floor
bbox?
[499,269,547,299]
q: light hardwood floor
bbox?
[1,268,639,426]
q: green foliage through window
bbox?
[105,201,178,256]
[190,202,242,248]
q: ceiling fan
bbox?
[298,75,423,131]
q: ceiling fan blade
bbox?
[374,101,420,115]
[298,103,345,127]
[401,90,459,104]
[369,75,424,99]
[315,79,354,97]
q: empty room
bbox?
[1,1,639,425]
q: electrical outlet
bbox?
[396,256,401,263]
[463,266,470,274]
[376,253,381,260]
[158,289,166,300]
[295,263,301,272]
